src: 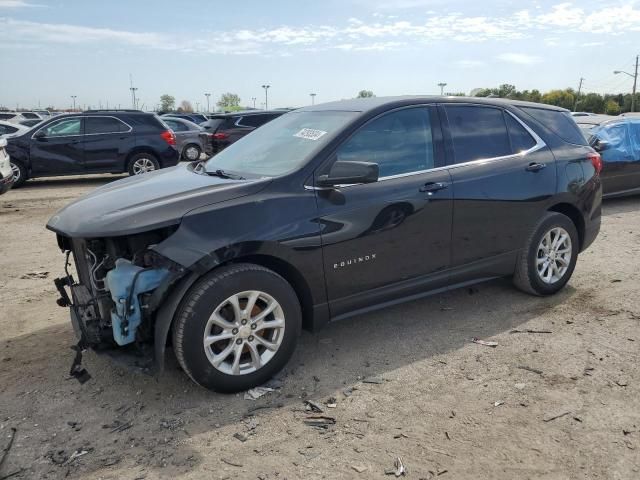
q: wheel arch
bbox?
[125,147,160,171]
[548,203,585,249]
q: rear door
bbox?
[30,117,85,175]
[83,116,133,172]
[442,104,554,274]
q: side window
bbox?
[337,107,435,178]
[0,125,17,134]
[166,120,186,132]
[41,118,82,137]
[85,117,125,134]
[505,113,537,153]
[445,106,511,163]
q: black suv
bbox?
[200,110,285,154]
[48,97,602,392]
[7,110,179,187]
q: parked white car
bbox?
[0,138,13,194]
[0,112,27,124]
[0,121,31,137]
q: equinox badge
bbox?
[334,254,377,269]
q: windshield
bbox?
[205,110,358,176]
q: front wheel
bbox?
[127,153,160,176]
[172,264,302,392]
[10,161,27,188]
[513,212,579,296]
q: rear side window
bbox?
[237,114,279,128]
[520,107,587,146]
[445,105,511,163]
[165,119,187,132]
[505,113,537,152]
[0,113,15,120]
[0,125,18,135]
[85,117,125,134]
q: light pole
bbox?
[261,84,270,110]
[251,97,257,108]
[437,82,447,95]
[71,95,77,111]
[204,93,211,113]
[310,93,316,105]
[614,55,639,112]
[130,87,138,109]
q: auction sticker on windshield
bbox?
[294,128,327,141]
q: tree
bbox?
[541,89,575,110]
[579,93,605,114]
[217,93,241,110]
[159,94,175,112]
[605,100,621,115]
[357,90,375,98]
[177,100,193,113]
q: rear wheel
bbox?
[182,144,201,161]
[514,212,579,296]
[10,161,27,187]
[127,153,160,176]
[172,263,301,392]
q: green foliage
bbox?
[217,93,241,109]
[159,94,175,112]
[357,90,375,98]
[541,89,576,110]
[605,100,621,115]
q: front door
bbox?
[314,106,453,316]
[30,117,85,176]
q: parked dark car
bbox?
[162,117,205,161]
[48,97,601,392]
[200,110,285,155]
[6,110,179,187]
[579,115,640,197]
[162,113,208,124]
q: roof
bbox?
[298,96,569,113]
[209,110,286,117]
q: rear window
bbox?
[445,105,511,163]
[237,114,280,128]
[520,107,587,146]
[201,119,225,131]
[0,113,15,120]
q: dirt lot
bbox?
[1,176,639,480]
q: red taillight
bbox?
[160,130,176,146]
[588,151,602,174]
[212,132,229,140]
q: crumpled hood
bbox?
[47,163,270,237]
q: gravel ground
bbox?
[0,175,639,480]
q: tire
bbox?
[172,263,302,392]
[127,153,160,176]
[10,161,27,188]
[513,212,579,296]
[182,144,201,161]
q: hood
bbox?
[47,163,271,238]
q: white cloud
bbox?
[497,53,542,65]
[0,0,41,7]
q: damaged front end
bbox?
[54,227,186,374]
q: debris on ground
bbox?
[514,383,526,390]
[0,427,16,472]
[385,456,407,476]
[351,464,368,473]
[518,365,543,375]
[471,338,498,348]
[20,271,49,279]
[509,329,553,334]
[393,433,409,439]
[494,401,504,407]
[343,387,354,397]
[304,400,324,413]
[326,396,337,408]
[363,376,385,384]
[615,379,629,387]
[244,386,276,400]
[221,458,243,467]
[303,415,336,428]
[233,432,248,443]
[543,411,571,422]
[67,448,90,464]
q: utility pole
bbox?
[614,55,639,112]
[129,74,138,110]
[261,84,270,110]
[573,77,584,111]
[251,97,256,108]
[438,82,447,95]
[205,93,211,112]
[310,93,316,105]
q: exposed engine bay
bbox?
[54,227,185,371]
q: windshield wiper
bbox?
[207,169,245,180]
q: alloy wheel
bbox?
[10,162,20,183]
[203,290,285,375]
[536,226,572,284]
[185,146,200,160]
[132,157,156,175]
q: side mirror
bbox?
[593,139,610,152]
[317,161,379,187]
[33,130,46,140]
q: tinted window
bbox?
[446,106,510,163]
[22,113,38,119]
[237,114,279,128]
[0,125,18,135]
[201,119,224,131]
[337,107,435,177]
[0,114,15,120]
[505,113,536,152]
[85,117,124,134]
[165,119,187,132]
[42,118,82,137]
[520,107,587,146]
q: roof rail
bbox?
[84,109,143,113]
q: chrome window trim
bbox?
[306,108,546,190]
[31,115,132,140]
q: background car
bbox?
[20,112,43,120]
[162,116,206,161]
[0,112,27,124]
[0,138,13,194]
[0,120,31,137]
[586,116,640,197]
[162,113,208,124]
[574,114,614,132]
[200,110,285,155]
[6,110,179,187]
[19,119,43,128]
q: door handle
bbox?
[526,162,546,172]
[419,181,449,193]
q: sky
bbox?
[1,0,640,110]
